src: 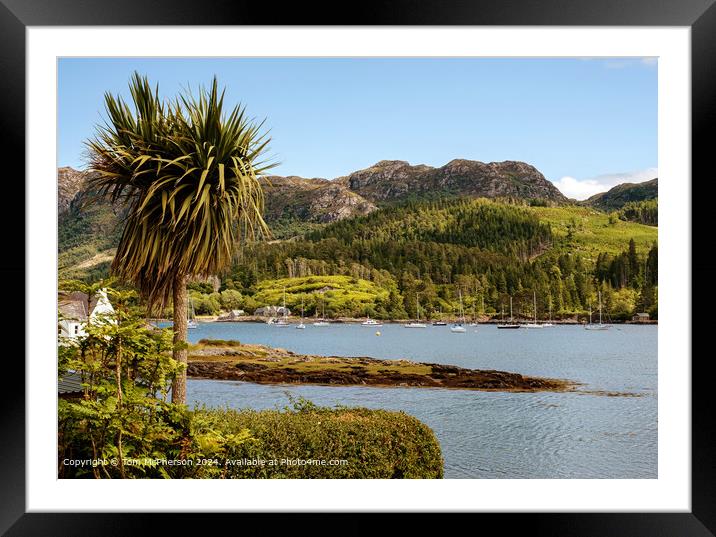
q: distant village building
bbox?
[253,305,291,317]
[217,309,246,321]
[632,312,650,322]
[58,289,115,339]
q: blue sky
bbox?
[58,57,657,199]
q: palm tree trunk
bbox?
[171,273,188,404]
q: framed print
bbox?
[3,0,712,534]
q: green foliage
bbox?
[618,198,658,226]
[606,287,639,321]
[58,289,253,478]
[585,178,658,212]
[193,401,444,478]
[190,290,222,315]
[196,339,242,347]
[525,205,657,258]
[251,275,398,318]
[306,197,553,259]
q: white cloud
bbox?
[551,168,658,200]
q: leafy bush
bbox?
[196,339,242,347]
[196,399,444,479]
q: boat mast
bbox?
[598,291,603,325]
[533,291,537,324]
[458,289,465,324]
[510,296,514,323]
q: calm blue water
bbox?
[178,322,657,478]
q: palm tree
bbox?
[86,73,273,403]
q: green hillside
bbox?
[253,275,401,318]
[584,178,658,211]
[525,205,657,260]
[59,195,658,321]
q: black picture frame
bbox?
[3,0,709,534]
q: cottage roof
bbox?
[58,370,84,395]
[58,291,102,320]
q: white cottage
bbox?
[58,288,115,339]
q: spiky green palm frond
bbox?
[86,73,274,312]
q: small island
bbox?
[187,339,577,393]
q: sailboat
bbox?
[274,287,290,327]
[405,293,427,328]
[521,291,544,328]
[361,314,382,327]
[313,297,330,326]
[497,296,520,329]
[296,297,306,329]
[468,295,483,327]
[432,308,446,325]
[451,289,467,332]
[585,291,611,330]
[187,298,198,329]
[543,301,554,327]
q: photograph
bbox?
[56,56,659,480]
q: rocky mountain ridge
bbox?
[59,158,570,224]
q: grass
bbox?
[188,340,430,375]
[252,275,391,315]
[526,205,658,260]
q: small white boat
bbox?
[404,293,427,328]
[521,292,544,329]
[313,298,330,326]
[467,293,482,327]
[497,297,520,329]
[585,291,611,330]
[451,289,467,333]
[187,299,198,329]
[542,302,554,327]
[361,316,382,327]
[296,298,306,329]
[275,287,290,326]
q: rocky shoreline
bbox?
[186,340,578,393]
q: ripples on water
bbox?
[181,322,657,478]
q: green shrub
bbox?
[197,402,444,479]
[196,339,242,347]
